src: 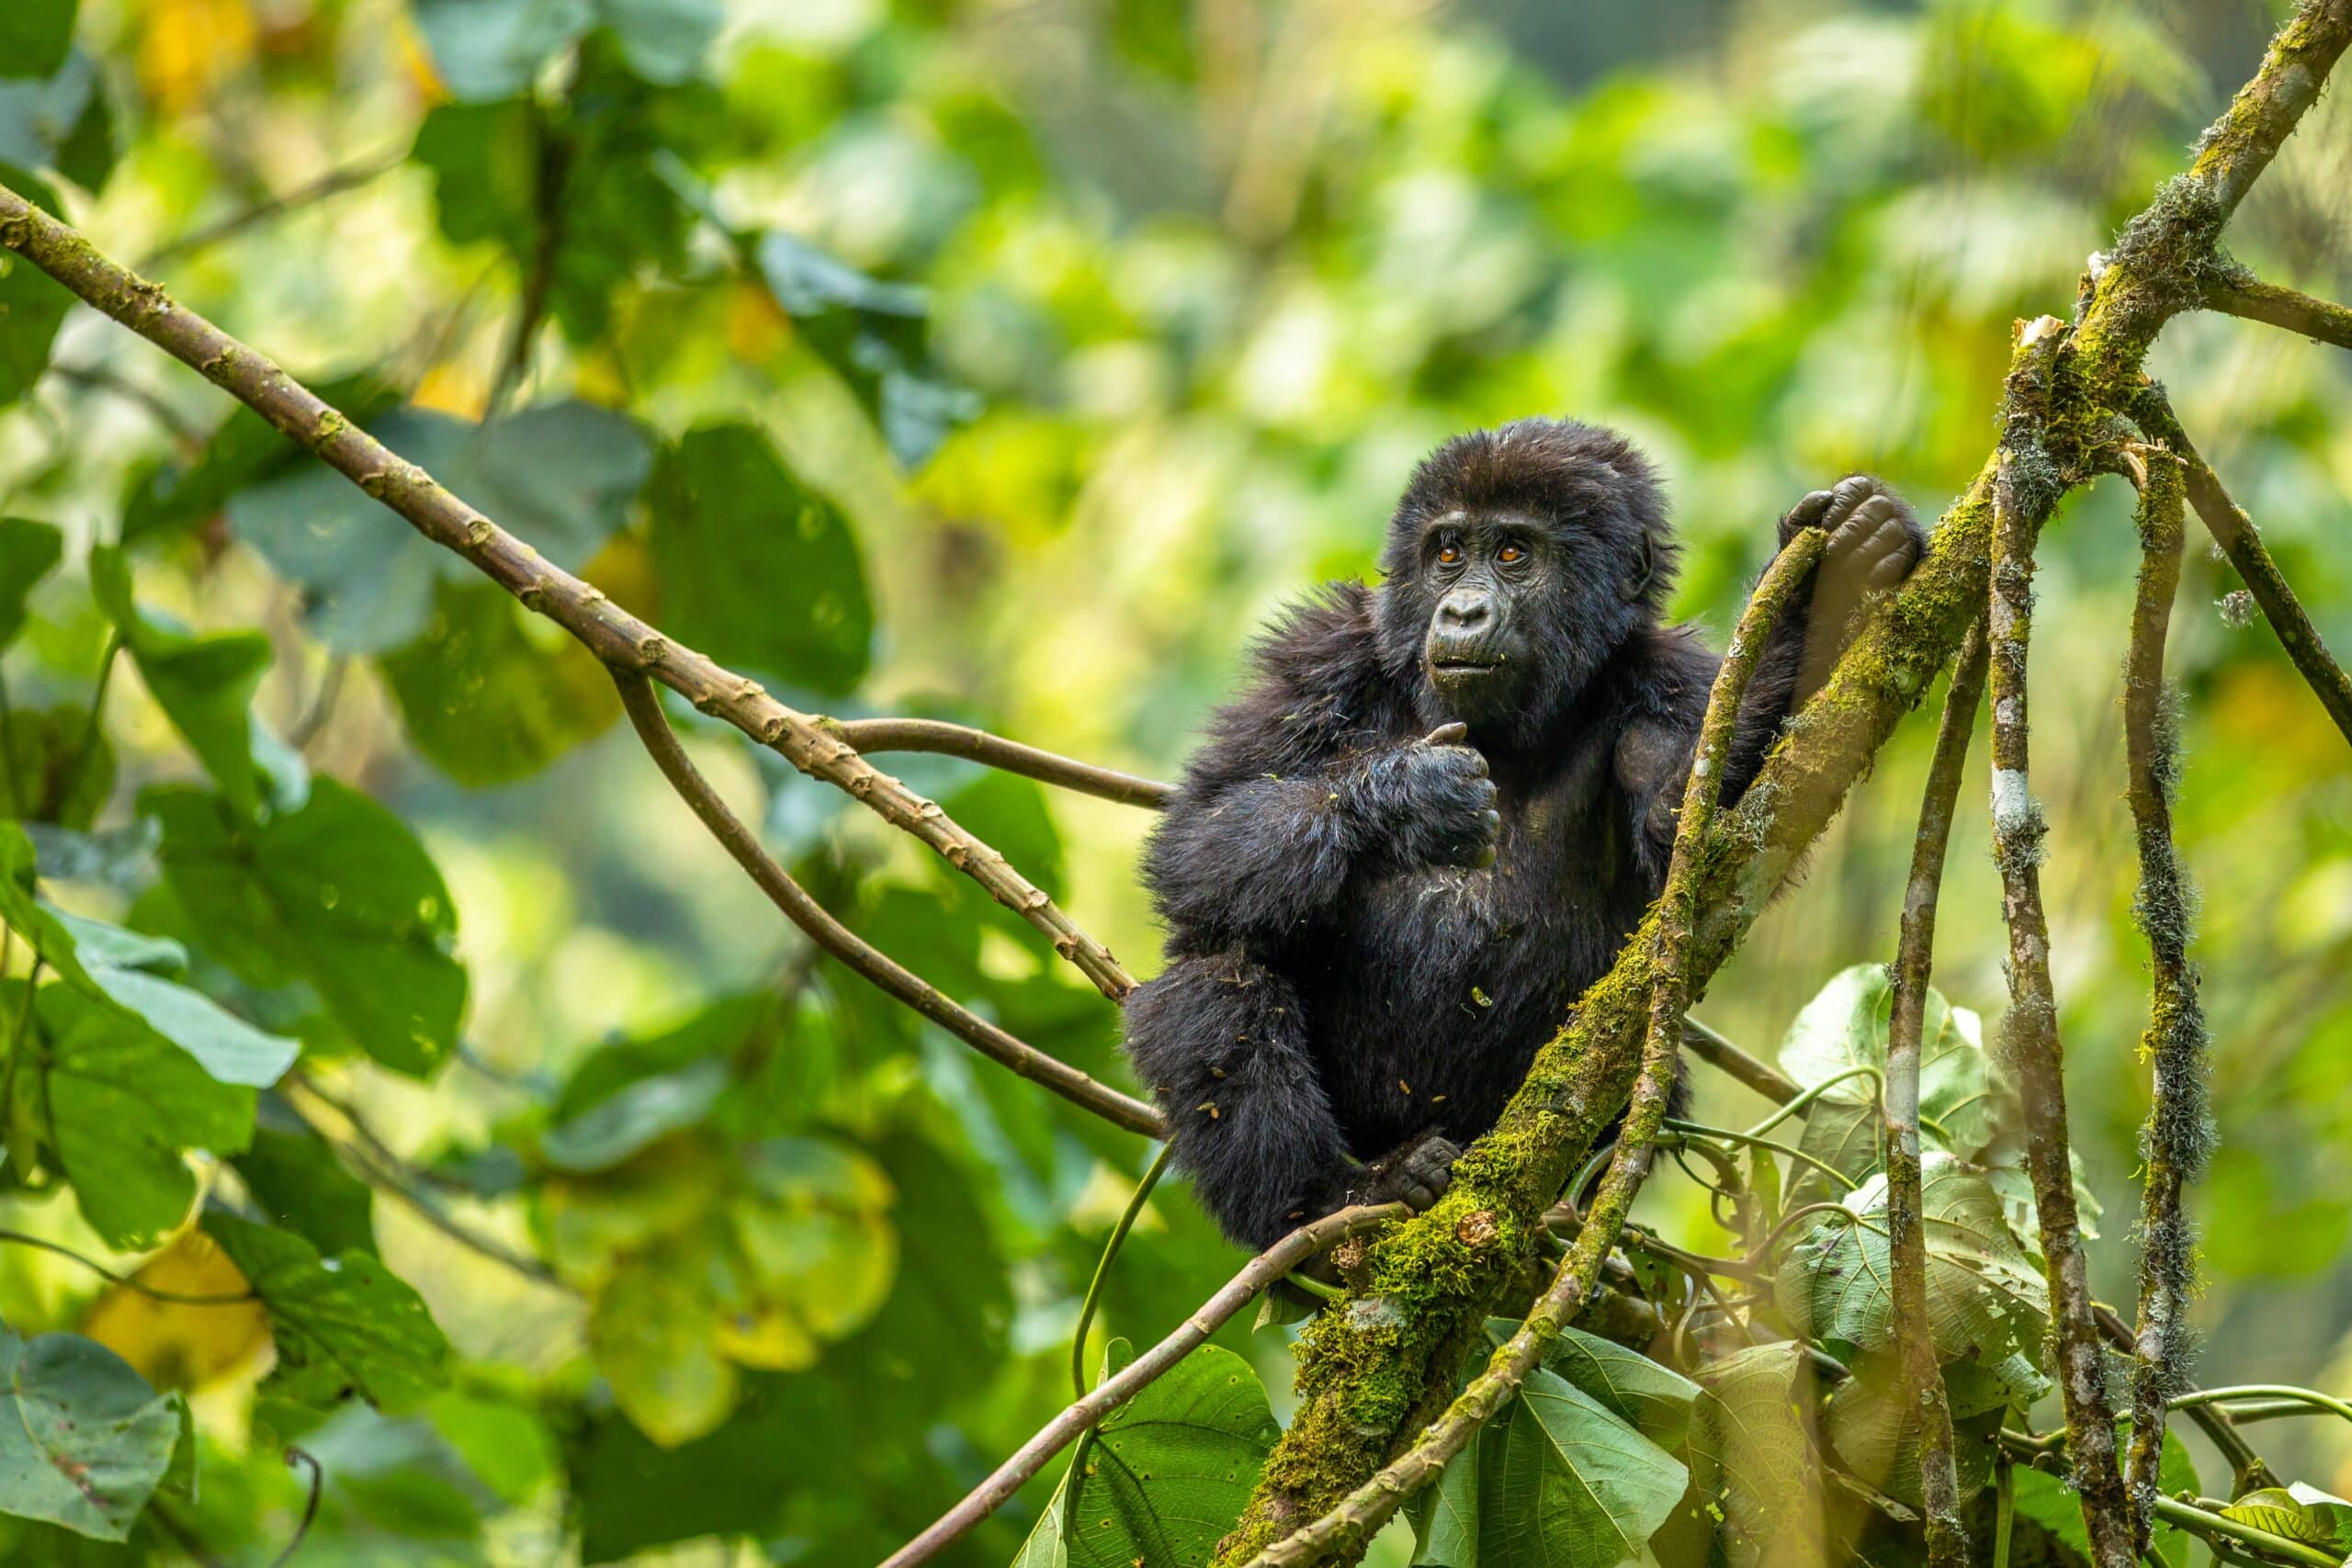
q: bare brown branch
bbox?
[1885,621,1987,1568]
[829,716,1174,809]
[614,673,1165,1136]
[0,186,1136,1001]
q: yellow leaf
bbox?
[81,1230,269,1391]
[138,0,258,119]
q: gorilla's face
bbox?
[1411,510,1552,722]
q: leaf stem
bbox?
[1072,1141,1173,1399]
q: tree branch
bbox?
[2200,275,2352,351]
[1238,530,1827,1568]
[1885,619,1987,1568]
[2131,389,2352,746]
[1986,380,2132,1565]
[2116,446,2214,1551]
[613,673,1165,1136]
[828,716,1174,809]
[1679,1013,1802,1104]
[878,1201,1408,1568]
[0,186,1137,1002]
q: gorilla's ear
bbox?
[1619,533,1656,604]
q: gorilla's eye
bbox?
[1498,543,1525,564]
[1436,539,1463,566]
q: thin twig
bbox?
[1985,426,2132,1568]
[2199,275,2352,352]
[1238,530,1829,1568]
[829,717,1174,809]
[138,148,407,268]
[614,673,1164,1135]
[2132,389,2352,747]
[0,186,1137,1001]
[1679,1013,1801,1103]
[1071,1141,1172,1399]
[1884,619,1987,1568]
[279,1078,569,1289]
[0,1227,257,1304]
[269,1448,324,1568]
[2117,446,2213,1551]
[877,1201,1407,1568]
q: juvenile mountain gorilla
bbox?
[1124,419,1925,1248]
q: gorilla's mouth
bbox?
[1429,655,1501,677]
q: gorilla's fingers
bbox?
[1782,488,1836,532]
[1423,722,1470,747]
[1821,473,1883,530]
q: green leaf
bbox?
[232,1114,376,1258]
[1777,964,2006,1193]
[0,3,77,82]
[540,1058,729,1173]
[1657,1343,1823,1568]
[1011,1341,1279,1568]
[2222,1483,2352,1553]
[0,825,300,1093]
[201,1210,448,1413]
[1409,1366,1687,1568]
[1820,1352,2011,1509]
[1775,1153,2049,1371]
[10,981,255,1250]
[0,56,111,190]
[410,0,592,102]
[379,581,620,786]
[145,782,466,1077]
[593,0,722,84]
[1511,1321,1700,1450]
[2012,1427,2201,1568]
[226,401,650,653]
[0,517,62,645]
[645,424,874,694]
[0,171,72,412]
[89,547,271,817]
[0,1327,179,1542]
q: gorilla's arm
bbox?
[1618,477,1924,873]
[1143,589,1496,951]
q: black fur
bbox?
[1126,419,1925,1248]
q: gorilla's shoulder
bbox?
[1612,624,1716,725]
[1188,582,1396,783]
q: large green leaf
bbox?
[225,401,650,653]
[9,981,254,1250]
[645,424,874,695]
[0,1327,179,1542]
[1408,1364,1688,1568]
[232,1113,377,1258]
[1510,1320,1700,1450]
[379,581,620,785]
[202,1211,449,1413]
[1654,1344,1822,1568]
[144,782,466,1077]
[89,547,271,817]
[0,171,72,412]
[1774,1152,2049,1369]
[1,704,112,829]
[0,3,76,82]
[1012,1340,1279,1568]
[539,1057,729,1173]
[1820,1353,2015,1509]
[121,371,400,545]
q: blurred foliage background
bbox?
[2,0,2349,1562]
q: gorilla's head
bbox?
[1374,419,1677,746]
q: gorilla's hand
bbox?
[1781,475,1928,700]
[1353,1131,1462,1213]
[1360,724,1500,871]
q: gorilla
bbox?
[1123,419,1924,1249]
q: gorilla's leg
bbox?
[1124,950,1351,1250]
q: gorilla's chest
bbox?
[1299,750,1652,1147]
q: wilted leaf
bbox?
[0,1326,180,1541]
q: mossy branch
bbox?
[1215,6,2351,1559]
[2115,446,2214,1549]
[0,181,1138,1013]
[1237,531,1826,1568]
[1885,620,1987,1568]
[2200,275,2352,352]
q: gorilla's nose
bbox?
[1436,589,1494,635]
